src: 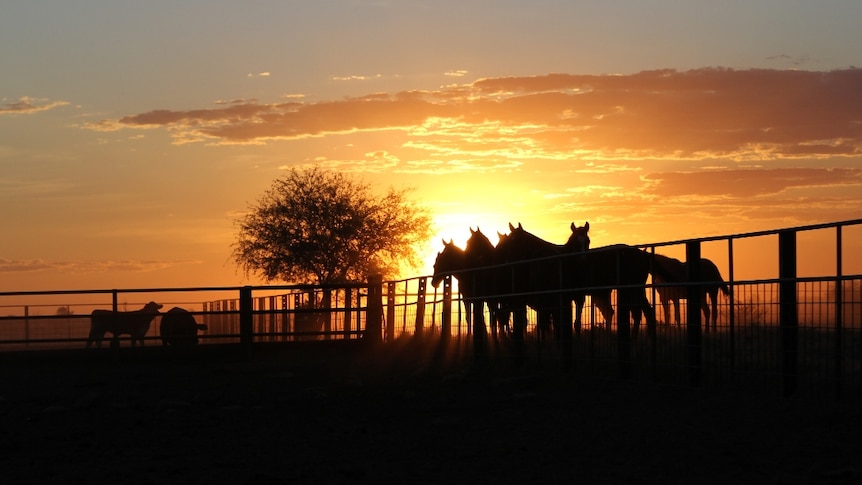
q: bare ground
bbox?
[1,339,861,484]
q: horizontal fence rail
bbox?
[2,219,862,399]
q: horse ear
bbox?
[470,227,476,234]
[570,222,575,231]
[517,222,523,229]
[508,222,515,231]
[584,221,590,230]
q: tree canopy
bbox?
[232,167,432,284]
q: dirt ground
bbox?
[1,340,861,484]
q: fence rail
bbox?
[2,219,862,399]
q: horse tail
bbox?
[702,258,730,297]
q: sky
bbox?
[2,0,862,293]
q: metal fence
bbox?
[2,219,861,399]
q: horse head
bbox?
[565,221,591,253]
[431,239,465,287]
[465,226,495,262]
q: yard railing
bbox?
[2,219,862,399]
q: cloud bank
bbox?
[94,68,862,161]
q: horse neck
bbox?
[465,239,495,265]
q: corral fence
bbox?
[2,219,862,399]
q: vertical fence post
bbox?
[414,277,427,338]
[616,250,632,379]
[280,295,289,341]
[322,289,332,341]
[344,288,353,340]
[239,286,253,353]
[365,275,383,344]
[558,256,573,371]
[386,281,396,342]
[472,297,487,359]
[779,230,798,397]
[686,241,703,387]
[112,290,119,312]
[441,275,452,341]
[727,238,736,377]
[24,306,30,346]
[834,225,843,399]
[256,297,265,341]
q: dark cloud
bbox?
[642,168,862,198]
[96,68,862,160]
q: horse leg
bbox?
[618,289,642,338]
[644,296,657,335]
[599,303,614,327]
[707,289,719,330]
[573,294,585,333]
[511,304,527,366]
[660,299,671,325]
[490,303,501,339]
[497,303,511,336]
[594,290,614,328]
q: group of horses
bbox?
[432,221,729,340]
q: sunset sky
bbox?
[3,1,862,292]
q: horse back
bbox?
[575,244,652,286]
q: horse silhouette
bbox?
[87,301,163,349]
[491,223,567,339]
[561,223,659,334]
[463,227,511,336]
[432,228,506,337]
[651,253,730,328]
[567,222,616,326]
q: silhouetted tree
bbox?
[56,306,73,316]
[232,167,432,284]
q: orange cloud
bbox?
[642,168,862,198]
[0,96,69,115]
[0,258,200,273]
[93,68,862,159]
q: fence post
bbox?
[441,275,452,341]
[558,257,573,371]
[472,297,487,359]
[779,230,798,397]
[414,277,427,338]
[686,241,703,387]
[24,306,30,346]
[322,289,332,341]
[239,286,253,353]
[365,275,383,344]
[344,288,353,340]
[834,225,843,399]
[727,238,736,376]
[385,281,396,342]
[616,247,632,379]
